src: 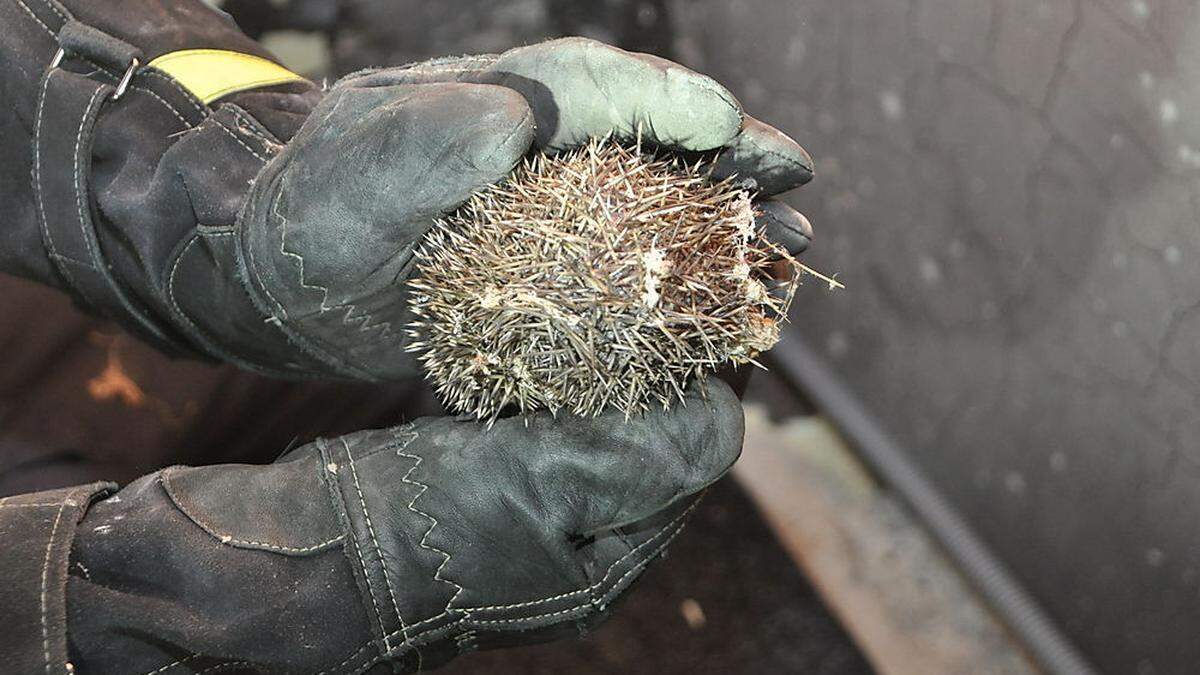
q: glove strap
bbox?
[31,13,205,355]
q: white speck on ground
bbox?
[919,255,941,284]
[1004,471,1027,494]
[1160,99,1178,125]
[1050,451,1068,472]
[880,90,904,120]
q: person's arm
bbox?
[1,0,816,379]
[0,380,742,673]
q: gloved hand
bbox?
[9,16,815,380]
[64,379,743,673]
[234,38,815,380]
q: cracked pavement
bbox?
[670,1,1200,672]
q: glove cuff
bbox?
[0,482,115,673]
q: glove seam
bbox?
[393,426,467,615]
[344,438,410,655]
[159,467,345,555]
[12,0,54,35]
[469,498,698,625]
[352,498,699,673]
[317,439,392,659]
[39,501,69,673]
[212,116,268,163]
[379,497,697,638]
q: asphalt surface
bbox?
[667,2,1200,672]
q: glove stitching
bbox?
[166,233,252,369]
[25,21,197,129]
[344,437,407,653]
[139,654,199,675]
[194,661,252,674]
[127,83,192,127]
[393,427,467,615]
[357,503,698,673]
[271,189,398,345]
[39,501,68,674]
[362,495,701,667]
[241,189,375,379]
[315,642,376,675]
[223,104,285,152]
[0,502,78,508]
[34,70,89,292]
[461,496,698,612]
[139,70,208,116]
[246,190,290,318]
[465,502,695,626]
[31,0,64,21]
[159,468,345,554]
[13,0,53,35]
[72,85,110,274]
[317,439,392,655]
[213,118,268,163]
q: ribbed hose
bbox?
[766,333,1098,675]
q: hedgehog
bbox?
[406,138,819,421]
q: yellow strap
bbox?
[147,49,307,105]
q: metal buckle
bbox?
[48,47,139,101]
[112,57,139,101]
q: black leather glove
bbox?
[61,380,743,673]
[233,38,818,380]
[3,0,815,380]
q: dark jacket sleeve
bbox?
[0,482,114,674]
[0,0,334,375]
[0,451,381,674]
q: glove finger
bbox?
[499,377,744,537]
[756,200,814,255]
[712,115,814,196]
[473,37,745,152]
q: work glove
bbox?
[10,10,815,380]
[235,38,816,380]
[57,379,743,673]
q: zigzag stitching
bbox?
[272,192,396,340]
[393,428,467,614]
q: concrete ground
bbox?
[737,404,1039,675]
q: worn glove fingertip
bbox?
[714,116,814,196]
[756,200,814,255]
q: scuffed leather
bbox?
[4,1,817,380]
[235,80,537,380]
[0,482,114,674]
[66,379,743,673]
[317,379,743,669]
[160,449,343,556]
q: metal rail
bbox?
[765,333,1099,675]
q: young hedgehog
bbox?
[406,138,815,421]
